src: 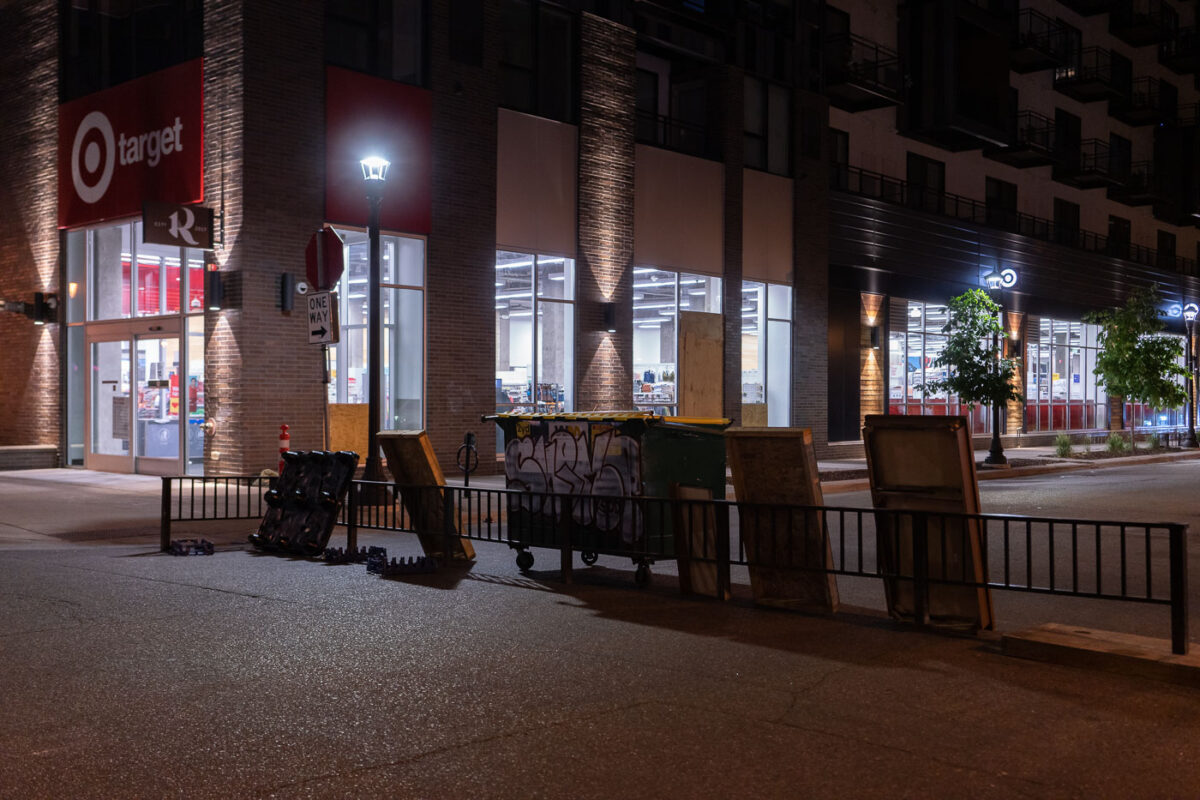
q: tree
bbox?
[1085,285,1188,437]
[921,289,1022,463]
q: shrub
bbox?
[1106,433,1129,454]
[1147,433,1162,451]
[1054,433,1074,458]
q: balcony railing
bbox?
[1055,138,1129,188]
[635,110,719,160]
[1111,0,1178,47]
[1054,47,1129,102]
[823,33,903,111]
[1110,75,1176,125]
[985,110,1057,167]
[1159,27,1198,75]
[1109,161,1169,206]
[830,163,1197,276]
[1011,8,1070,72]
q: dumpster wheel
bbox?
[516,550,535,572]
[635,562,651,587]
[581,550,599,566]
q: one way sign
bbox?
[307,292,339,345]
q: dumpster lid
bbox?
[489,411,730,426]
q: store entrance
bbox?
[84,320,202,475]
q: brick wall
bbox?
[426,0,500,474]
[203,0,328,476]
[792,90,832,453]
[1005,310,1025,433]
[575,13,635,413]
[719,65,745,425]
[0,0,60,453]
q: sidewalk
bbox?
[4,466,1200,797]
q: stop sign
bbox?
[305,227,345,291]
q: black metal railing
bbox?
[823,32,903,98]
[831,163,1197,275]
[160,475,274,551]
[1055,46,1126,93]
[634,110,718,160]
[1159,26,1198,69]
[336,483,1191,654]
[1014,8,1069,61]
[1010,109,1057,151]
[1112,0,1179,36]
[1113,75,1176,119]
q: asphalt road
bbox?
[3,466,1200,798]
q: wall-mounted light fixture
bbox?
[68,281,79,299]
[869,325,881,350]
[603,302,616,333]
[205,269,224,311]
[280,273,295,312]
[30,292,57,325]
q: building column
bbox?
[859,292,886,431]
[719,65,745,425]
[1005,310,1025,435]
[575,13,636,412]
[792,90,831,449]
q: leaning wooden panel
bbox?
[861,415,992,630]
[378,431,476,561]
[670,484,727,600]
[725,428,838,613]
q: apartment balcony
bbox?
[1057,0,1113,16]
[1110,0,1178,47]
[1108,162,1168,205]
[634,110,721,161]
[1054,48,1128,103]
[1011,8,1070,73]
[1159,28,1199,75]
[823,33,903,111]
[1053,139,1128,188]
[831,163,1197,275]
[1109,76,1177,126]
[984,110,1058,167]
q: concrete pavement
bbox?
[4,466,1200,797]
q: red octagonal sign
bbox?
[305,227,345,291]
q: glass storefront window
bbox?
[741,280,792,426]
[495,250,575,428]
[327,229,426,434]
[1024,316,1119,432]
[633,268,722,413]
[82,220,205,321]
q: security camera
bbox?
[296,281,310,295]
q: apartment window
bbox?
[450,0,484,65]
[1108,215,1131,258]
[1158,230,1177,270]
[1055,109,1081,159]
[906,153,945,214]
[744,76,791,175]
[326,0,427,86]
[986,177,1018,232]
[60,0,203,102]
[829,128,849,189]
[499,0,577,123]
[1109,133,1132,180]
[1054,198,1080,246]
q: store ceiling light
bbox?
[496,260,535,270]
[633,267,658,274]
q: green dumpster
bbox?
[490,412,729,581]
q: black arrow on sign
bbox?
[311,327,327,338]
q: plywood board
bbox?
[725,428,839,613]
[378,431,476,561]
[670,484,726,599]
[679,311,723,419]
[741,404,768,428]
[329,404,368,457]
[861,415,993,630]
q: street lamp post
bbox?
[1184,303,1198,449]
[983,269,1008,466]
[361,156,390,484]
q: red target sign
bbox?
[58,59,204,229]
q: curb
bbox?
[1001,623,1200,688]
[820,449,1200,493]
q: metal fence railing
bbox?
[159,477,1190,654]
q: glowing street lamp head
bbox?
[1185,303,1198,323]
[360,156,390,183]
[982,269,1003,290]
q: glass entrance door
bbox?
[134,336,183,474]
[85,322,186,475]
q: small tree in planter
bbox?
[1085,285,1188,447]
[921,289,1023,465]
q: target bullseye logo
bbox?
[71,111,116,205]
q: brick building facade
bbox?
[1,0,1199,477]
